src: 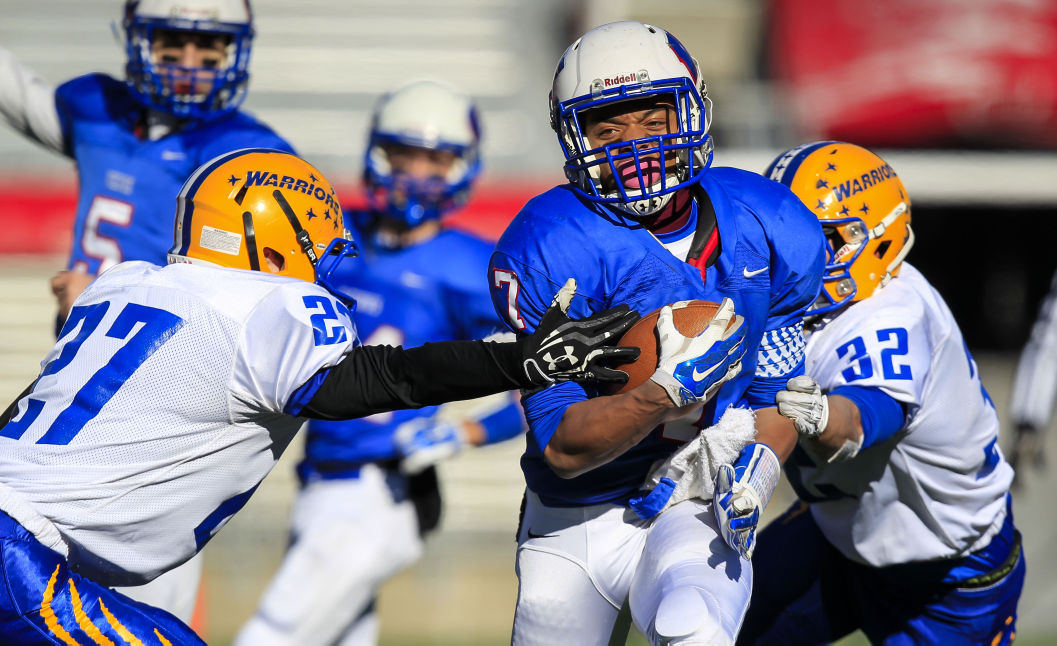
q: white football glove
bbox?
[394,418,464,475]
[713,442,780,560]
[650,298,747,406]
[776,375,830,439]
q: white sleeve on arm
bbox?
[0,47,64,154]
[1011,269,1057,430]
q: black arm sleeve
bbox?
[302,338,530,420]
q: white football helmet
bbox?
[550,21,714,218]
[363,80,482,228]
[123,0,254,119]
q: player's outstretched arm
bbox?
[0,47,64,154]
[298,279,640,421]
[543,298,748,479]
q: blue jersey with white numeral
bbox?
[0,261,355,585]
[488,168,825,506]
[303,223,519,474]
[54,74,293,274]
[791,262,1014,566]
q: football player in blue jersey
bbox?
[0,0,293,327]
[0,148,641,646]
[487,21,826,646]
[235,81,529,646]
[737,142,1023,646]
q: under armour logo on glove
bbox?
[542,347,579,370]
[521,278,642,386]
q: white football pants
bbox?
[235,464,423,646]
[115,550,204,625]
[512,491,751,646]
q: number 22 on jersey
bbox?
[2,302,185,445]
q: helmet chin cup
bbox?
[611,192,674,219]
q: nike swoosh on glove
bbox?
[650,298,747,406]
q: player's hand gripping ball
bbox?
[604,299,746,405]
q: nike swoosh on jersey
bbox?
[743,266,767,277]
[526,528,558,539]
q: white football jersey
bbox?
[794,263,1012,567]
[0,261,356,585]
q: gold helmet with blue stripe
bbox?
[765,141,914,315]
[168,148,359,304]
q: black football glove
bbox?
[521,278,641,387]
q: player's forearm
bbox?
[0,47,64,154]
[303,340,528,420]
[802,394,863,461]
[543,382,673,479]
[751,407,799,462]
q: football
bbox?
[604,299,730,395]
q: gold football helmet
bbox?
[168,148,359,303]
[765,141,914,314]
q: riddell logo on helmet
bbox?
[603,72,639,87]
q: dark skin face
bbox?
[580,96,692,233]
[580,96,679,193]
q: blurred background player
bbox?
[740,141,1024,645]
[1009,267,1057,484]
[235,80,528,646]
[0,148,638,645]
[0,0,293,329]
[488,21,825,645]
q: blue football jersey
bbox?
[54,74,294,274]
[303,223,514,473]
[488,168,825,506]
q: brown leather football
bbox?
[604,300,727,395]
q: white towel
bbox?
[630,407,757,519]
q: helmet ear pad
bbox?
[261,246,286,273]
[765,141,914,315]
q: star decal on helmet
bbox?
[816,179,829,189]
[309,173,318,183]
[839,204,851,216]
[324,210,331,220]
[306,208,317,220]
[815,199,826,210]
[859,203,870,215]
[826,162,837,171]
[227,174,239,185]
